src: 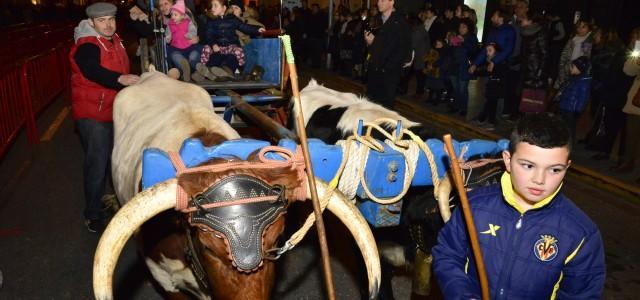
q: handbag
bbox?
[585,105,608,152]
[519,88,547,113]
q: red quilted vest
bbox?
[69,34,129,122]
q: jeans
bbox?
[168,44,202,70]
[76,119,113,221]
[449,76,469,112]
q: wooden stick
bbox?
[226,90,299,141]
[443,134,490,300]
[280,35,336,300]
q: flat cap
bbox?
[86,2,117,18]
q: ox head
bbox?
[94,150,381,300]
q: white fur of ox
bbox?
[296,79,420,135]
[111,67,240,204]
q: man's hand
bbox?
[258,27,266,33]
[364,31,374,46]
[118,74,140,86]
[212,44,221,52]
[468,65,476,74]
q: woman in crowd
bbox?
[613,27,640,178]
[554,19,593,90]
[449,18,478,117]
[586,28,633,161]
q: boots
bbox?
[179,58,191,82]
[196,63,216,81]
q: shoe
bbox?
[167,68,180,80]
[210,66,233,79]
[196,63,216,80]
[179,59,191,82]
[85,219,105,233]
[591,153,609,161]
[191,72,206,82]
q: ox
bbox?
[92,68,381,300]
[293,79,506,296]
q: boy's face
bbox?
[230,5,242,17]
[486,45,496,57]
[502,142,571,208]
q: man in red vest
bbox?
[69,2,139,233]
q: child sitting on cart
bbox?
[165,0,202,82]
[197,0,265,81]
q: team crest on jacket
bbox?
[534,235,559,262]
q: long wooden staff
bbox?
[280,35,336,300]
[443,134,489,300]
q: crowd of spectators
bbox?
[283,0,639,183]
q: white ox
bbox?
[92,68,381,300]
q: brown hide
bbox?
[141,145,303,299]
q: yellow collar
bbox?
[500,172,562,215]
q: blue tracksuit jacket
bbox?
[432,173,605,299]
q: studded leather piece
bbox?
[190,175,287,271]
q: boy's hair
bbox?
[509,113,572,154]
[486,42,499,51]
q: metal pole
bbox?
[443,134,490,300]
[327,0,334,69]
[281,35,336,300]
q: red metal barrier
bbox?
[21,43,73,144]
[0,64,31,159]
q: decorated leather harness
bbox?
[167,146,307,291]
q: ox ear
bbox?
[148,64,156,72]
[307,78,318,87]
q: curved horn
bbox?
[436,174,453,223]
[313,180,381,299]
[93,179,177,300]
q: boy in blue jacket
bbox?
[433,113,605,299]
[557,56,592,145]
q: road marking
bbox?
[40,106,70,142]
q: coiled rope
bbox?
[269,118,443,256]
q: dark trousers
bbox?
[207,53,239,72]
[504,68,523,118]
[76,119,113,221]
[560,110,580,146]
[367,67,401,109]
[480,96,499,124]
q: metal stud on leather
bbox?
[190,175,287,271]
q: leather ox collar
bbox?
[190,174,287,271]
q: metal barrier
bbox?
[0,64,30,159]
[0,22,74,160]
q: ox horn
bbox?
[316,180,381,299]
[93,179,178,300]
[93,179,381,299]
[436,175,453,223]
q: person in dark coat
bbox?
[473,43,507,130]
[557,56,592,144]
[450,18,478,116]
[364,0,411,109]
[587,29,635,160]
[519,14,548,90]
[201,0,264,73]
